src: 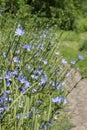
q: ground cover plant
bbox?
[0,18,76,130]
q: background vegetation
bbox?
[0,1,87,130]
[0,0,87,30]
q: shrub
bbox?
[79,39,87,51]
[0,0,78,30]
[74,17,87,32]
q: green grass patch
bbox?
[57,30,87,77]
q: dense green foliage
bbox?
[79,39,87,51]
[0,0,87,30]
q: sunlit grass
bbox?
[57,30,87,77]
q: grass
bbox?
[49,113,74,130]
[56,30,87,78]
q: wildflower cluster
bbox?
[0,23,84,130]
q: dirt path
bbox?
[66,74,87,130]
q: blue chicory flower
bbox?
[66,72,72,78]
[31,74,38,79]
[5,90,11,94]
[43,60,48,65]
[13,56,19,63]
[0,107,4,114]
[28,111,32,118]
[52,96,64,103]
[55,70,59,74]
[21,87,26,93]
[23,44,32,51]
[71,61,76,65]
[56,83,62,89]
[9,97,13,102]
[39,77,47,86]
[0,76,3,80]
[35,69,42,75]
[12,69,18,75]
[32,89,37,93]
[24,114,28,119]
[41,77,47,84]
[54,115,58,120]
[16,50,20,54]
[5,71,13,79]
[26,65,31,70]
[6,80,11,86]
[61,59,67,64]
[0,114,2,117]
[19,102,23,108]
[19,70,22,76]
[15,27,24,36]
[38,44,44,50]
[3,52,6,58]
[25,81,30,88]
[18,76,27,84]
[55,51,60,55]
[63,98,68,104]
[34,53,40,57]
[78,55,84,60]
[50,80,55,86]
[40,34,46,38]
[47,120,53,126]
[16,113,20,119]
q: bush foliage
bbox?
[0,0,87,30]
